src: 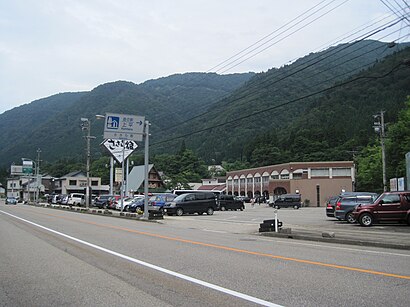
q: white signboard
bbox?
[398,177,405,191]
[103,113,145,141]
[102,139,138,164]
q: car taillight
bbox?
[326,203,332,208]
[336,201,341,210]
[151,201,156,205]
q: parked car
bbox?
[353,191,410,227]
[148,193,177,212]
[163,192,218,216]
[5,197,17,205]
[325,196,339,217]
[128,198,145,213]
[334,192,378,223]
[237,196,251,203]
[94,195,115,209]
[218,194,245,211]
[270,194,302,209]
[67,193,85,206]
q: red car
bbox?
[352,191,410,226]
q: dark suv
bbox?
[270,194,302,209]
[163,192,218,216]
[218,195,245,211]
[334,192,378,223]
[94,195,115,209]
[353,191,410,226]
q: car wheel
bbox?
[240,206,244,211]
[293,205,299,209]
[136,206,142,212]
[346,212,356,224]
[176,208,184,216]
[274,205,280,209]
[221,206,226,211]
[206,207,214,215]
[359,213,373,227]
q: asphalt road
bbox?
[1,203,409,306]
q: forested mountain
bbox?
[0,72,254,167]
[155,40,409,163]
[0,40,408,177]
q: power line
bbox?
[151,60,409,147]
[158,18,404,133]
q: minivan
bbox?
[67,193,85,206]
[163,192,218,216]
[270,194,302,209]
[353,191,410,226]
[218,195,245,211]
[334,192,378,223]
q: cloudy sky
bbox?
[0,0,408,114]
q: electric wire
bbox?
[150,60,409,147]
[158,18,405,133]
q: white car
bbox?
[115,196,144,211]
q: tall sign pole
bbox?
[143,121,150,219]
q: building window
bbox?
[234,179,239,185]
[262,176,269,183]
[271,174,279,179]
[69,180,76,186]
[332,168,351,177]
[227,179,232,185]
[311,168,330,177]
[247,178,253,184]
[254,177,261,183]
[91,180,98,186]
[240,178,245,185]
[292,173,303,179]
[280,174,289,179]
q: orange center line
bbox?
[34,209,410,280]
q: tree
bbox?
[356,144,383,192]
[385,97,410,179]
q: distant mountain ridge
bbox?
[0,40,408,169]
[0,72,254,166]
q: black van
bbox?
[218,195,245,211]
[270,194,302,209]
[163,192,218,216]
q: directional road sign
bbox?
[102,139,138,164]
[103,113,145,141]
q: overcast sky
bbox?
[0,0,408,114]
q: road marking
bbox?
[202,229,228,233]
[5,208,410,280]
[1,210,281,307]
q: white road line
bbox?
[257,236,410,257]
[1,210,281,307]
[202,229,228,233]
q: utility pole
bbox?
[36,148,41,203]
[81,118,95,209]
[373,111,387,192]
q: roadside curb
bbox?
[26,202,163,221]
[259,230,410,250]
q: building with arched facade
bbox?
[226,161,354,207]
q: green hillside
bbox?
[0,72,254,167]
[155,40,409,163]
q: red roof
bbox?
[197,184,226,192]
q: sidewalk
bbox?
[259,223,410,250]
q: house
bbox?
[127,164,165,194]
[54,171,108,195]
